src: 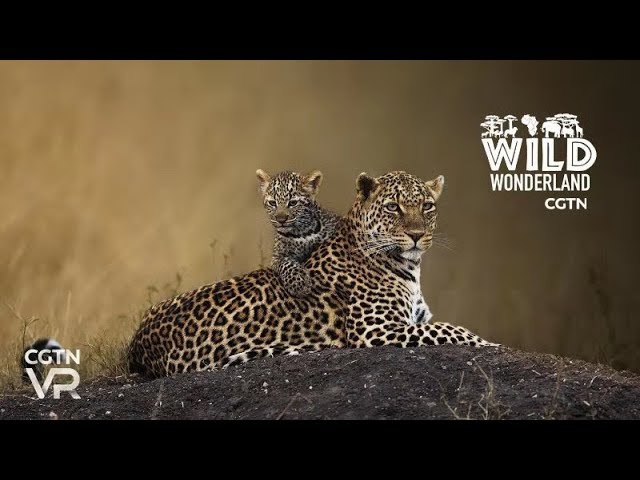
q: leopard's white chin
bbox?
[400,249,424,261]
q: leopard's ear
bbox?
[301,170,323,196]
[356,172,380,202]
[256,169,271,195]
[425,175,445,201]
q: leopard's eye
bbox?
[423,201,435,212]
[384,202,399,213]
[288,199,299,207]
[266,199,277,208]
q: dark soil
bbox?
[1,346,639,420]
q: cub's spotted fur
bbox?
[256,169,341,298]
[128,171,497,377]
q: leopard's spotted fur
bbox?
[127,171,497,377]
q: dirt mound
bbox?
[2,346,639,420]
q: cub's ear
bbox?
[425,175,445,201]
[256,169,271,195]
[301,170,323,196]
[356,172,380,202]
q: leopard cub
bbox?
[256,169,341,298]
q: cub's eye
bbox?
[384,202,399,213]
[266,199,277,208]
[423,202,435,212]
[288,199,299,207]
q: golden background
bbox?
[1,61,638,372]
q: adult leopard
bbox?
[128,171,497,377]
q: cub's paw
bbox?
[284,270,313,298]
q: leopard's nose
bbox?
[275,212,289,224]
[406,230,425,243]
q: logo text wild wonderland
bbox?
[481,114,597,210]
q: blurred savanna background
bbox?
[1,60,639,388]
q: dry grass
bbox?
[0,61,639,392]
[441,362,511,420]
[542,361,565,420]
[0,270,192,392]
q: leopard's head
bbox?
[350,171,444,261]
[256,169,323,235]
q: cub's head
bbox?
[256,169,323,235]
[352,171,444,261]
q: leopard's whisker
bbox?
[362,246,394,255]
[362,241,394,248]
[432,240,455,251]
[361,240,397,257]
[361,238,395,249]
